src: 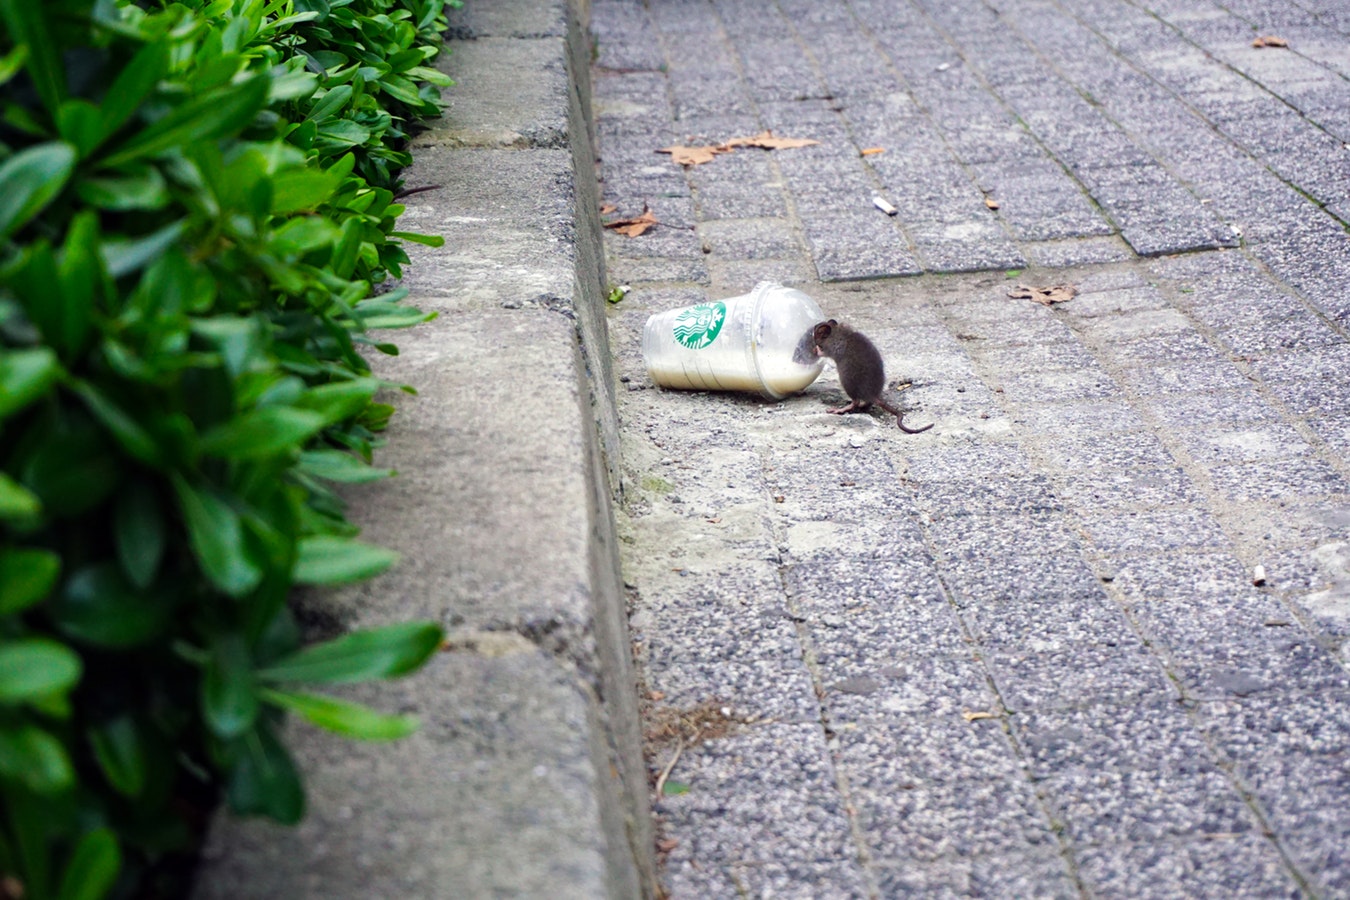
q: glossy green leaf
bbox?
[261,688,418,741]
[0,638,82,703]
[0,347,61,419]
[0,0,65,114]
[50,211,103,354]
[199,406,328,459]
[297,449,392,483]
[0,473,42,521]
[0,44,28,87]
[258,620,441,685]
[102,75,270,167]
[75,167,171,211]
[56,828,121,900]
[389,230,444,247]
[0,548,61,616]
[226,725,304,824]
[71,382,161,465]
[99,39,168,140]
[291,535,398,587]
[171,475,264,597]
[56,100,103,157]
[0,142,77,239]
[0,723,74,792]
[101,219,186,278]
[113,482,165,590]
[203,634,259,739]
[294,379,378,424]
[50,564,174,648]
[89,716,147,797]
[271,168,341,214]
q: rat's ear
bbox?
[827,319,838,326]
[813,322,832,341]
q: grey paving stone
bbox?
[1079,506,1234,554]
[1029,428,1176,471]
[1203,457,1350,502]
[910,474,1064,519]
[1104,551,1254,601]
[995,366,1124,405]
[1142,388,1283,428]
[965,591,1136,652]
[1025,236,1137,267]
[1123,358,1255,397]
[925,511,1082,559]
[986,640,1177,711]
[638,602,821,724]
[835,713,1024,785]
[1074,835,1303,900]
[938,550,1107,608]
[1173,423,1318,464]
[697,217,804,259]
[851,772,1057,863]
[1042,763,1258,844]
[1198,690,1350,761]
[815,649,998,721]
[783,557,947,611]
[661,859,871,900]
[1011,397,1150,432]
[872,849,1079,900]
[655,723,855,863]
[1052,465,1206,510]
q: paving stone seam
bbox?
[783,0,1035,271]
[772,555,884,898]
[1076,0,1350,232]
[921,281,1324,895]
[888,0,1139,254]
[977,271,1348,651]
[951,0,1239,253]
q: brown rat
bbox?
[811,319,933,434]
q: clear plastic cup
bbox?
[641,282,826,399]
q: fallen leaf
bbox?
[1008,283,1077,305]
[723,130,821,150]
[604,205,660,237]
[599,203,617,214]
[705,517,722,524]
[962,710,997,722]
[985,197,1001,210]
[650,691,665,700]
[656,144,730,166]
[861,147,886,156]
[659,131,820,166]
[1252,34,1288,48]
[656,838,679,852]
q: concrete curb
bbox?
[192,1,654,896]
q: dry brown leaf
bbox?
[727,130,821,150]
[985,197,1001,210]
[860,147,886,156]
[962,710,997,722]
[599,203,617,214]
[657,144,729,166]
[604,205,660,237]
[1008,283,1077,305]
[1252,34,1288,48]
[656,838,680,852]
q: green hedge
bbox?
[0,0,453,896]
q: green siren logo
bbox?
[672,301,726,349]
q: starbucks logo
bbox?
[672,301,726,349]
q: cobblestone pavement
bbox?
[592,0,1350,896]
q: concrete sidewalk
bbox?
[194,1,656,897]
[595,0,1350,897]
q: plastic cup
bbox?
[641,282,826,399]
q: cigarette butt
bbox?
[872,195,898,216]
[1252,565,1267,586]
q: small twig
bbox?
[392,184,442,200]
[653,736,684,797]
